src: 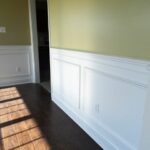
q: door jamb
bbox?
[28,0,40,83]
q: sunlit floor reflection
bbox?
[0,87,51,150]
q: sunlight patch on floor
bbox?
[0,87,51,150]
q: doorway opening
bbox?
[36,0,50,91]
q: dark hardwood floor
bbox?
[0,83,102,150]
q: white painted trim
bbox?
[0,45,30,50]
[28,0,40,83]
[52,93,117,150]
[51,48,150,73]
[139,78,150,150]
[47,0,52,92]
[51,48,150,88]
[0,76,32,88]
[0,45,33,87]
[50,47,150,150]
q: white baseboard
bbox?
[52,93,117,150]
[0,45,33,87]
[50,48,150,150]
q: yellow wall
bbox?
[0,0,30,45]
[49,0,150,60]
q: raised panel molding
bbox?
[83,67,147,149]
[50,48,150,150]
[0,46,33,87]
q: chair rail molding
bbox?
[50,47,150,150]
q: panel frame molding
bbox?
[0,45,33,87]
[51,56,81,110]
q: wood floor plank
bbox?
[1,123,17,139]
[29,127,43,140]
[33,138,50,150]
[0,112,10,139]
[2,134,19,150]
[16,143,35,150]
[25,119,37,129]
[1,112,20,150]
[0,114,9,124]
[17,130,32,145]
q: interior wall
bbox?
[0,0,30,45]
[48,0,150,60]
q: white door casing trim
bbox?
[28,0,40,83]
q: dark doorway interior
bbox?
[36,0,50,91]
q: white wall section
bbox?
[50,48,150,150]
[0,46,33,87]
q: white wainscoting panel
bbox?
[50,48,150,150]
[0,46,33,87]
[52,58,80,109]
